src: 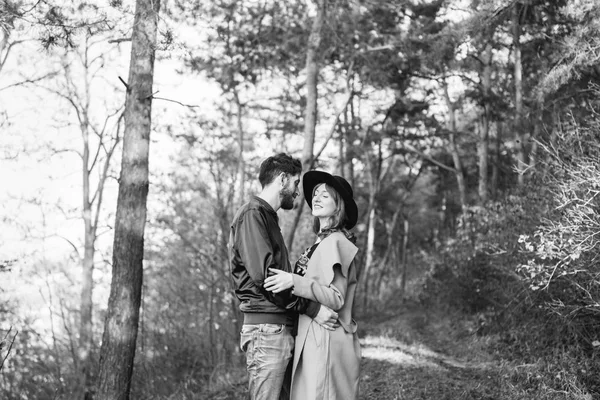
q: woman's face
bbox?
[312,184,337,221]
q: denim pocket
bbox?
[241,324,260,335]
[260,323,284,334]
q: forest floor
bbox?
[357,304,533,400]
[203,303,592,400]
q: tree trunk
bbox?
[375,206,401,302]
[233,89,245,210]
[529,99,543,173]
[491,121,502,198]
[342,98,356,181]
[441,78,467,209]
[284,0,326,252]
[338,107,352,178]
[359,142,382,309]
[400,218,409,299]
[512,4,526,186]
[78,109,95,398]
[362,206,376,309]
[96,0,160,398]
[76,34,122,399]
[478,43,492,204]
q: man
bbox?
[228,153,338,400]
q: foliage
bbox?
[541,0,600,94]
[516,106,600,349]
[418,187,549,314]
[417,92,600,397]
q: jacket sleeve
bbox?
[236,208,273,284]
[235,208,296,308]
[289,298,321,318]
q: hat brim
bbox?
[303,171,358,229]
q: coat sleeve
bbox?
[291,233,358,311]
[291,264,346,310]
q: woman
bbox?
[264,170,361,400]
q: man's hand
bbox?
[313,305,339,331]
[264,268,294,293]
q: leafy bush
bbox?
[517,124,600,326]
[419,187,550,318]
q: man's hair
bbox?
[258,153,302,188]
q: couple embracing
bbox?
[228,153,361,400]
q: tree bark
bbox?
[79,117,95,400]
[375,206,401,302]
[512,4,526,186]
[343,97,356,181]
[400,218,409,299]
[233,89,245,210]
[96,0,160,398]
[284,0,326,253]
[478,43,492,204]
[359,141,382,309]
[491,121,502,198]
[529,98,543,173]
[441,78,467,209]
[362,206,376,308]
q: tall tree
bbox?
[478,43,493,203]
[441,76,467,209]
[285,0,326,252]
[512,3,526,186]
[96,0,160,398]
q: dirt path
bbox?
[355,305,580,400]
[358,333,501,400]
[205,306,571,400]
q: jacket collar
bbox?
[251,195,277,218]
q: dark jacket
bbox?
[229,196,319,325]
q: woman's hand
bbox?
[264,268,294,293]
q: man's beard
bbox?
[280,188,295,210]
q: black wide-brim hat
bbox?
[303,170,358,229]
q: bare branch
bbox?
[152,95,200,108]
[118,76,129,90]
[0,327,18,371]
[0,71,59,92]
[92,112,123,234]
[0,40,26,74]
[313,90,353,165]
[108,37,132,44]
[403,143,457,173]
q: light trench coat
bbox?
[290,231,361,400]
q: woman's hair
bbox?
[312,184,355,244]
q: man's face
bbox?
[280,173,300,210]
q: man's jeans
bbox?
[240,324,294,400]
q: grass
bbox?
[197,303,596,400]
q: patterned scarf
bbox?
[317,228,357,244]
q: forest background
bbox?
[1,0,600,399]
